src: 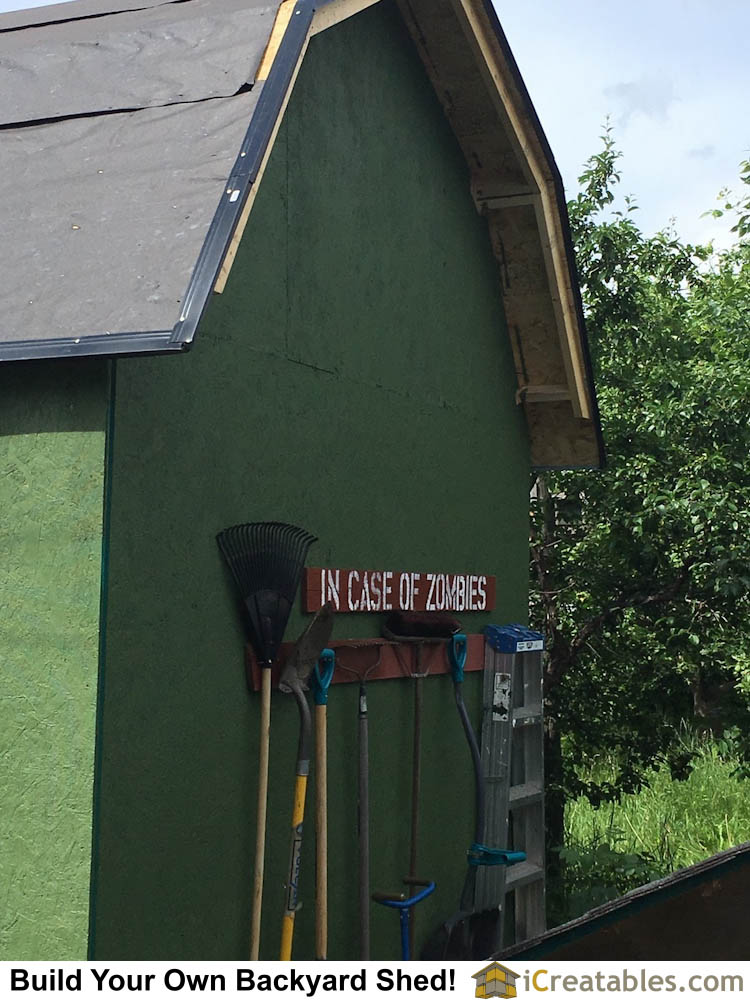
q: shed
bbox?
[499,842,750,961]
[0,0,603,960]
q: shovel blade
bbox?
[421,905,503,960]
[279,602,334,693]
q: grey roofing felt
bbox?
[1,92,260,343]
[0,0,283,358]
[0,0,174,32]
[0,0,276,122]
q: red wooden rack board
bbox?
[244,633,485,692]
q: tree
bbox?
[533,128,750,856]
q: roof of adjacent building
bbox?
[0,0,604,468]
[500,841,750,960]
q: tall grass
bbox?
[554,732,750,923]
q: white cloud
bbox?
[604,78,678,126]
[493,0,750,247]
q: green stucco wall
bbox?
[93,1,530,960]
[0,360,109,959]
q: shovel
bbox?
[278,603,334,960]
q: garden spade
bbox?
[278,602,334,960]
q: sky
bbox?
[493,0,750,248]
[2,0,748,248]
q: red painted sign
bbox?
[304,567,496,614]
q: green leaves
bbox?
[706,160,750,239]
[534,131,750,815]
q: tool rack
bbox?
[245,634,488,691]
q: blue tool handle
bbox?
[311,648,335,706]
[448,633,468,684]
[372,881,436,910]
[399,909,411,961]
[373,883,435,961]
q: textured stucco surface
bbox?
[93,1,531,960]
[0,360,109,959]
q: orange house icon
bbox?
[472,962,520,998]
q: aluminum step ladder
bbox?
[476,625,546,949]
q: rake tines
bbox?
[217,521,317,668]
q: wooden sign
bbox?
[304,567,496,613]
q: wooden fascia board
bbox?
[214,4,313,293]
[256,0,297,81]
[448,0,592,422]
[311,0,382,34]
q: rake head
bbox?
[216,521,316,667]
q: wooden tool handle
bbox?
[314,703,328,959]
[250,668,272,960]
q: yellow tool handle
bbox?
[280,772,308,960]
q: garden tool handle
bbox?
[312,648,334,960]
[314,702,327,960]
[373,882,436,961]
[250,666,272,960]
[311,649,335,706]
[280,685,312,961]
[372,890,406,903]
[358,679,371,960]
[448,633,468,684]
[372,881,436,909]
[280,768,308,960]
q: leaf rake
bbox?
[216,521,316,959]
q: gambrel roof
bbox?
[0,0,603,468]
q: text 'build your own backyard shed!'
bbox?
[0,0,603,961]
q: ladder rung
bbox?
[505,861,544,889]
[513,716,542,728]
[513,704,542,720]
[509,781,543,808]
